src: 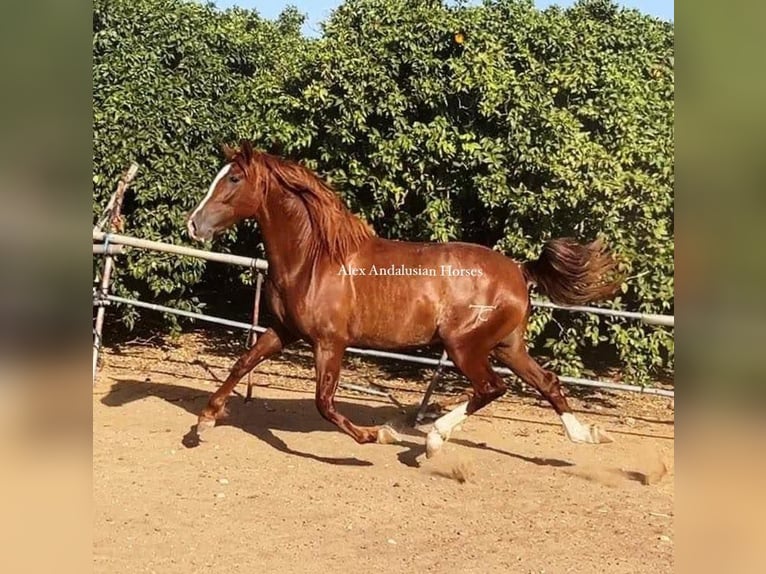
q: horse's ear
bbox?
[221,143,236,161]
[239,139,254,162]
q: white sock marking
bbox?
[426,401,469,457]
[433,401,469,439]
[189,164,231,223]
[560,412,591,443]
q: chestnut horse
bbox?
[187,140,620,457]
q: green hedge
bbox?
[93,0,674,384]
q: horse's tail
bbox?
[521,238,622,306]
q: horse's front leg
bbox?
[197,327,293,437]
[313,340,401,445]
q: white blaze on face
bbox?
[189,164,232,223]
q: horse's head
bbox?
[187,140,266,241]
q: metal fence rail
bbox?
[103,294,674,398]
[93,232,674,400]
[531,300,673,327]
[93,231,268,270]
[93,231,674,326]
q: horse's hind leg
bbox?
[425,344,507,458]
[197,326,294,437]
[492,335,613,444]
[313,341,401,445]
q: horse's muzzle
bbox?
[187,217,212,241]
[187,218,200,241]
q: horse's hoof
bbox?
[377,425,402,444]
[425,430,444,459]
[196,417,215,440]
[561,413,613,444]
[590,425,614,444]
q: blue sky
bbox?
[211,0,673,37]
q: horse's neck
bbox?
[256,191,316,285]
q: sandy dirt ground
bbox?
[93,332,674,574]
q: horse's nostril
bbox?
[187,218,198,239]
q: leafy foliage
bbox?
[93,0,674,383]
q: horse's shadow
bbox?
[102,378,430,467]
[100,378,574,471]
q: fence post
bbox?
[92,163,139,384]
[415,349,449,424]
[245,270,265,402]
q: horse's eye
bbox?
[228,175,241,184]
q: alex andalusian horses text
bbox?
[187,140,620,456]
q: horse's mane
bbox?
[225,141,375,262]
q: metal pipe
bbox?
[532,300,674,327]
[93,165,138,384]
[93,254,115,381]
[415,350,449,423]
[555,375,675,397]
[343,346,444,367]
[92,232,673,326]
[337,383,391,398]
[105,295,266,333]
[245,271,265,402]
[93,231,268,270]
[104,295,674,398]
[93,244,125,255]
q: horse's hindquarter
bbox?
[342,239,529,348]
